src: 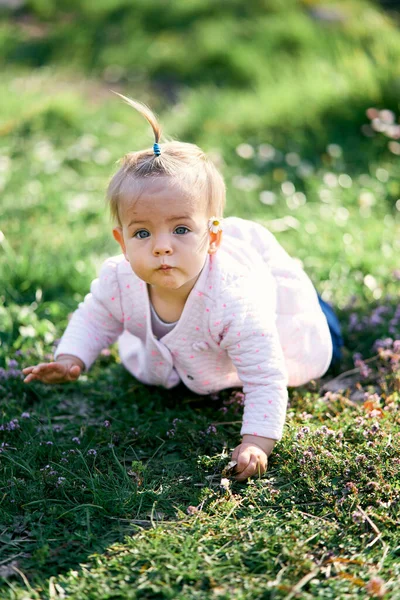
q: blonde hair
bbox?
[107,94,226,224]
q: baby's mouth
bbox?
[159,265,173,270]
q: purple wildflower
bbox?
[322,450,334,459]
[355,454,367,463]
[206,424,217,435]
[296,426,310,440]
[353,353,372,378]
[0,367,22,380]
[348,313,360,332]
[344,482,358,494]
[21,412,30,419]
[299,412,313,420]
[370,422,380,434]
[72,437,80,444]
[87,449,97,456]
[299,447,316,464]
[315,425,335,436]
[373,338,393,351]
[323,391,342,402]
[366,481,379,490]
[232,391,245,404]
[351,510,365,524]
[103,420,111,428]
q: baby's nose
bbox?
[154,247,172,256]
[153,240,173,256]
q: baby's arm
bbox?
[23,355,84,384]
[24,257,124,384]
[211,272,288,480]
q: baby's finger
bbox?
[31,363,53,374]
[22,366,35,375]
[67,366,81,380]
[235,453,251,475]
[235,457,258,481]
[24,373,38,383]
[39,361,63,371]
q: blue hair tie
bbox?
[153,143,161,156]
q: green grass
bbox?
[1,0,400,597]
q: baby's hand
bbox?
[23,356,83,384]
[231,442,268,481]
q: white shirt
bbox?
[149,303,177,339]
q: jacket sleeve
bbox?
[209,269,289,441]
[54,257,124,370]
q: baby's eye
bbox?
[134,230,150,239]
[174,226,190,235]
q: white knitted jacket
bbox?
[55,217,332,440]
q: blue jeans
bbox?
[316,294,344,370]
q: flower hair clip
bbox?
[208,216,223,234]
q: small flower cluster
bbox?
[219,390,245,415]
[39,464,68,487]
[166,418,182,438]
[353,353,372,378]
[0,360,23,380]
[351,510,365,524]
[296,425,338,441]
[295,426,310,440]
[0,419,20,432]
[299,447,317,465]
[348,306,400,337]
[375,338,400,371]
[314,425,336,437]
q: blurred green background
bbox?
[1,0,400,365]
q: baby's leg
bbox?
[315,294,344,370]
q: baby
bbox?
[23,95,343,481]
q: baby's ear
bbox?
[113,227,127,257]
[208,230,222,255]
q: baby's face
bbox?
[113,177,217,297]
